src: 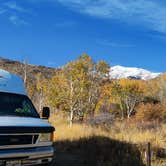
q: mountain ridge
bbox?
[0,58,58,87]
[0,58,162,81]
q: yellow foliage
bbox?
[118,79,146,94]
[136,103,166,122]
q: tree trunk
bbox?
[24,68,27,85]
[126,100,131,119]
[127,112,131,119]
[120,102,124,119]
[69,80,74,127]
[70,106,74,127]
[22,60,27,85]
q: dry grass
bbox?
[50,116,106,141]
[50,116,166,150]
[152,159,166,166]
[50,116,166,165]
[109,122,166,149]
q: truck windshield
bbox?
[0,92,39,118]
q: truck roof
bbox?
[0,69,26,95]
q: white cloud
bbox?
[0,1,31,26]
[97,40,135,48]
[55,0,166,33]
[4,1,29,13]
[4,0,166,32]
[9,15,29,26]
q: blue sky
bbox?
[0,0,166,72]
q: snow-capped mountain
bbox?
[110,66,161,80]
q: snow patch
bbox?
[110,66,161,80]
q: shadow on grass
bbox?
[53,136,145,166]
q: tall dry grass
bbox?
[109,122,166,149]
[50,116,166,149]
[50,116,106,141]
[50,116,166,165]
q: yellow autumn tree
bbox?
[47,54,110,126]
[112,79,146,118]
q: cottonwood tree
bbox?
[112,80,145,118]
[20,60,28,85]
[111,82,126,119]
[87,60,110,117]
[47,54,110,126]
[96,60,110,79]
[46,71,69,112]
[47,57,91,126]
[64,61,83,126]
[35,73,48,112]
[158,74,166,106]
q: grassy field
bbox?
[50,116,166,166]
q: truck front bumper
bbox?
[0,146,54,166]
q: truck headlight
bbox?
[38,133,53,142]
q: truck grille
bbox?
[0,135,38,146]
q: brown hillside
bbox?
[0,58,57,81]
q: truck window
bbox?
[0,92,39,118]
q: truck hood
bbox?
[0,116,55,133]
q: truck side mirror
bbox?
[42,107,50,119]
